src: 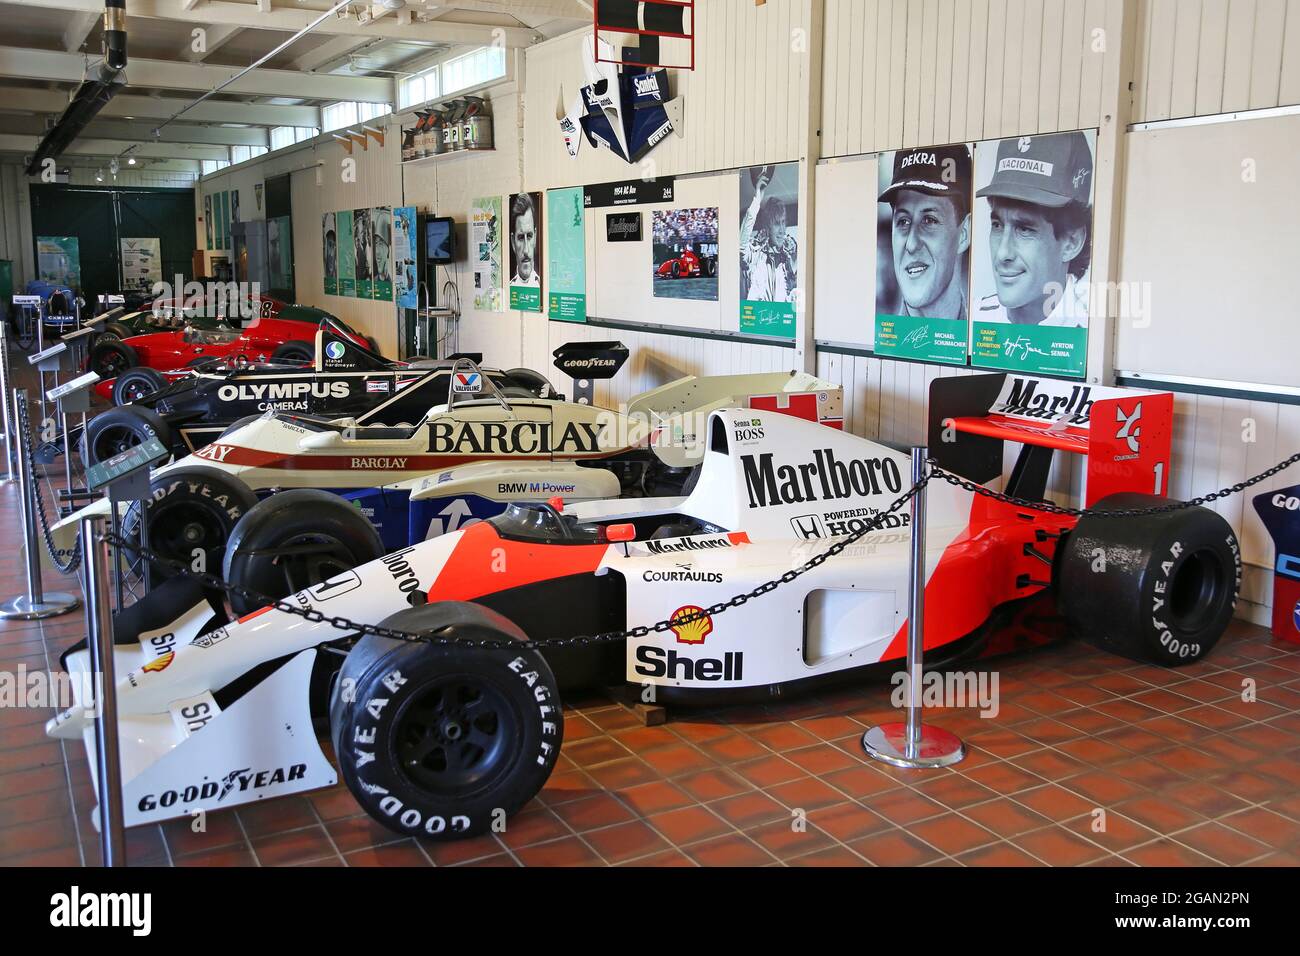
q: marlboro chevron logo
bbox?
[992,377,1095,427]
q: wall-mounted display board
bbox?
[335,209,356,297]
[1117,112,1300,391]
[353,207,374,299]
[586,172,738,335]
[739,163,800,339]
[36,236,81,290]
[815,129,1097,378]
[372,206,393,300]
[120,237,161,291]
[322,212,338,295]
[547,187,586,322]
[471,196,504,312]
[813,154,877,349]
[394,206,417,310]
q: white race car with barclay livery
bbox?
[51,360,843,574]
[50,374,1242,842]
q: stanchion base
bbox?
[862,722,965,769]
[0,592,81,620]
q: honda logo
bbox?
[790,514,826,540]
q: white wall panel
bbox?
[822,0,1121,156]
[1136,0,1300,121]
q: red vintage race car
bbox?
[87,312,373,399]
[655,246,717,279]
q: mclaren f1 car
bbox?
[49,374,1242,841]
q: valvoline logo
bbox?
[325,341,346,360]
[453,372,481,393]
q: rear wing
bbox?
[628,371,845,468]
[314,323,392,372]
[928,373,1173,507]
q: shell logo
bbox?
[141,651,175,674]
[669,606,712,645]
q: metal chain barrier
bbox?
[91,448,1299,651]
[15,392,81,575]
[101,478,928,651]
[929,449,1300,518]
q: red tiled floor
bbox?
[1,354,1296,868]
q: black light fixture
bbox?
[25,0,128,175]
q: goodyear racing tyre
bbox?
[84,405,173,467]
[270,340,313,364]
[121,466,258,582]
[331,602,562,841]
[112,366,167,405]
[89,339,139,378]
[1057,493,1241,666]
[223,489,385,617]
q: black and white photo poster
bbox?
[873,143,973,365]
[739,163,799,338]
[970,129,1096,377]
[509,191,543,312]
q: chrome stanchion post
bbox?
[0,321,14,484]
[862,446,965,769]
[82,514,126,866]
[0,389,80,619]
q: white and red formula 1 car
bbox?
[49,375,1241,841]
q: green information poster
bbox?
[204,195,214,251]
[268,216,292,294]
[739,163,799,339]
[219,191,230,249]
[353,207,374,299]
[372,207,393,301]
[547,187,586,322]
[970,323,1088,377]
[336,209,356,297]
[875,315,969,363]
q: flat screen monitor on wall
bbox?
[424,217,455,264]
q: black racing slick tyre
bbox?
[84,405,173,467]
[112,366,167,405]
[1057,493,1241,666]
[89,339,139,378]
[223,489,385,617]
[121,466,258,581]
[271,340,313,364]
[331,602,563,841]
[99,321,132,341]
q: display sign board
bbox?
[508,192,543,312]
[738,164,799,339]
[85,436,169,492]
[584,176,675,208]
[607,212,642,242]
[120,237,162,292]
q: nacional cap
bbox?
[877,143,972,204]
[976,131,1093,207]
